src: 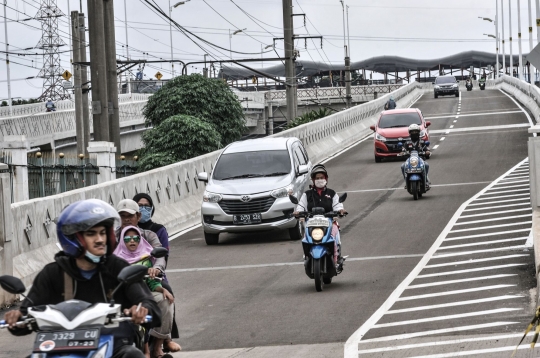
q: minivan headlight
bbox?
[375,133,386,142]
[203,191,222,203]
[434,85,440,89]
[271,186,293,199]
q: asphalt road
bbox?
[0,89,534,357]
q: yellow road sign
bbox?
[155,71,163,80]
[61,70,72,81]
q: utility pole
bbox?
[518,0,524,80]
[88,0,109,141]
[341,2,351,108]
[79,13,90,155]
[169,0,174,77]
[282,0,296,123]
[496,1,500,77]
[71,11,84,156]
[528,0,535,82]
[502,0,506,74]
[123,0,131,94]
[104,0,121,155]
[2,0,13,116]
[509,0,514,76]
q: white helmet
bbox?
[408,124,420,133]
[46,98,52,101]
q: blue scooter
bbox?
[289,193,347,292]
[398,141,430,200]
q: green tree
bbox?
[137,114,221,172]
[143,74,246,146]
[0,101,7,107]
[286,108,333,129]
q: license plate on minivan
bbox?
[233,213,262,225]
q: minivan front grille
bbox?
[385,137,410,152]
[219,197,276,215]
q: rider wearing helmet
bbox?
[45,97,56,111]
[401,124,431,188]
[293,164,346,272]
[4,199,161,358]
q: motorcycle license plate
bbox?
[233,213,262,225]
[33,328,100,352]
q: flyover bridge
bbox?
[1,76,540,358]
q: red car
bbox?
[369,108,431,163]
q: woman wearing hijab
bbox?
[114,225,178,358]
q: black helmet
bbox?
[311,164,328,179]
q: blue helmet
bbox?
[56,199,120,258]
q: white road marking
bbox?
[482,188,530,195]
[466,197,529,206]
[453,120,457,123]
[437,237,528,250]
[320,133,374,164]
[372,308,521,328]
[432,144,440,150]
[424,110,523,120]
[448,221,532,233]
[445,131,450,134]
[424,254,530,268]
[499,89,536,136]
[493,179,529,184]
[396,285,516,301]
[452,214,532,225]
[416,264,526,278]
[168,223,202,242]
[357,322,519,344]
[449,125,454,129]
[406,274,517,289]
[346,181,490,193]
[387,295,521,314]
[486,183,530,191]
[471,193,530,201]
[404,345,527,358]
[444,228,532,241]
[432,246,529,258]
[430,123,530,134]
[344,159,528,357]
[357,331,530,354]
[459,207,531,218]
[499,176,529,181]
[440,137,446,141]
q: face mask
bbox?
[85,248,105,264]
[139,206,152,223]
[314,179,327,188]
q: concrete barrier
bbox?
[0,81,426,306]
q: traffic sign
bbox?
[62,81,73,89]
[61,70,72,81]
[155,71,163,80]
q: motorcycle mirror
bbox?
[289,195,299,205]
[117,265,148,286]
[397,142,403,147]
[0,275,26,294]
[425,141,430,146]
[338,193,347,203]
[151,247,168,258]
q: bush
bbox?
[137,114,221,172]
[143,74,246,146]
[286,108,333,129]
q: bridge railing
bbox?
[265,84,404,101]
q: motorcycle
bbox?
[466,80,473,91]
[398,142,430,200]
[0,247,168,357]
[479,81,486,90]
[289,193,348,292]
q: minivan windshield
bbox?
[435,76,457,85]
[378,113,422,129]
[213,150,292,180]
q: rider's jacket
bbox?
[402,140,430,158]
[297,187,344,213]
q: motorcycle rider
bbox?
[4,199,161,358]
[401,123,431,188]
[384,95,397,110]
[293,164,346,272]
[45,97,56,112]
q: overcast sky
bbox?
[0,0,535,100]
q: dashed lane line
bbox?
[429,123,530,134]
[415,264,527,278]
[424,110,523,120]
[372,308,521,329]
[387,295,521,313]
[437,237,528,250]
[396,285,516,301]
[424,254,530,268]
[405,274,517,289]
[345,181,491,193]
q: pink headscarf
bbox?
[113,225,154,264]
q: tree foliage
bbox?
[286,108,333,129]
[137,114,221,172]
[143,74,246,146]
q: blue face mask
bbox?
[85,248,105,263]
[139,206,153,223]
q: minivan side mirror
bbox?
[298,164,309,176]
[425,121,431,127]
[197,172,209,182]
[369,125,375,131]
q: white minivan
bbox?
[197,137,312,245]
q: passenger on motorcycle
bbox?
[115,225,176,358]
[401,124,431,188]
[4,199,161,358]
[293,164,346,269]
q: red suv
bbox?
[370,108,431,163]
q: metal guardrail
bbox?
[265,84,405,101]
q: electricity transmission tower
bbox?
[35,0,69,101]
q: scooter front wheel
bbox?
[313,258,324,292]
[412,181,418,200]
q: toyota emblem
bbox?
[398,137,403,141]
[241,195,251,202]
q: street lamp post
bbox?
[2,0,12,116]
[509,0,514,77]
[229,28,246,60]
[339,0,351,108]
[502,0,506,74]
[479,17,499,78]
[170,0,190,78]
[517,0,524,81]
[528,0,535,82]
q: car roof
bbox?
[223,137,294,154]
[381,108,421,115]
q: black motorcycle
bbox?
[479,81,486,90]
[466,80,473,91]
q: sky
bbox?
[0,0,535,100]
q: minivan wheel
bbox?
[204,232,219,245]
[434,93,438,99]
[289,220,304,240]
[375,155,382,163]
